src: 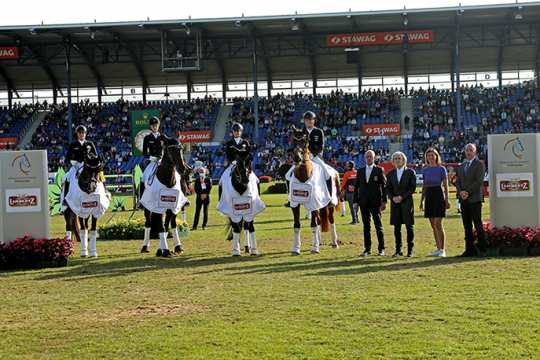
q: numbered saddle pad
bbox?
[291,182,312,204]
[232,196,253,215]
[158,188,181,209]
[79,193,100,218]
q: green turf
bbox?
[1,184,539,359]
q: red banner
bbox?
[177,130,212,143]
[0,47,19,59]
[0,137,17,149]
[327,30,433,47]
[363,124,401,137]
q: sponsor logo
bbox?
[327,30,433,47]
[177,131,213,143]
[363,124,401,137]
[11,153,32,176]
[293,190,309,198]
[500,180,530,192]
[160,195,177,202]
[234,203,251,211]
[8,195,37,207]
[503,137,525,160]
[82,201,98,208]
[0,47,19,59]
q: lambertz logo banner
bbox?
[327,30,434,47]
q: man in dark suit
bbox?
[192,167,212,230]
[456,143,487,257]
[386,152,416,257]
[355,150,387,256]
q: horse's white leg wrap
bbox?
[181,210,187,223]
[331,223,339,247]
[292,228,301,254]
[143,227,151,247]
[232,232,241,256]
[172,228,182,247]
[249,232,258,255]
[159,232,169,250]
[311,225,321,253]
[80,229,88,257]
[65,231,72,241]
[341,201,346,216]
[89,230,98,257]
[244,229,250,249]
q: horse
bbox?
[140,140,192,257]
[217,148,265,256]
[287,127,340,255]
[63,155,110,257]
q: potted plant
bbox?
[482,222,501,257]
[500,226,533,257]
[528,227,540,256]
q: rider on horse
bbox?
[225,122,250,167]
[141,116,170,193]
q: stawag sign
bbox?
[327,30,434,47]
[363,124,401,137]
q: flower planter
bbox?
[528,247,540,256]
[485,247,500,257]
[501,246,529,257]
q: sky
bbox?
[1,0,537,26]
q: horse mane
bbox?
[156,146,177,188]
[78,165,99,194]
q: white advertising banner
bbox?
[5,188,42,213]
[496,173,534,198]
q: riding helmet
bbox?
[303,111,316,121]
[149,116,160,126]
[232,122,244,132]
[75,125,87,133]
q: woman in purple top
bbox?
[420,148,450,257]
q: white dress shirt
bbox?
[396,167,405,183]
[365,164,374,183]
[234,137,241,145]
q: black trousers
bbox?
[461,201,486,252]
[394,223,414,253]
[360,205,385,251]
[193,198,209,229]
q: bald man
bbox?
[355,150,388,256]
[456,143,487,257]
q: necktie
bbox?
[464,161,471,174]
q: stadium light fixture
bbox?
[402,12,408,27]
[29,28,37,35]
[90,31,95,40]
[515,5,524,20]
[234,20,242,28]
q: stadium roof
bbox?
[0,2,539,94]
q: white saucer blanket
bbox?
[217,168,265,223]
[286,160,332,212]
[65,171,110,219]
[140,170,187,215]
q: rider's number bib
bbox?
[291,182,312,204]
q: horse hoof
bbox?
[162,249,172,258]
[141,246,150,253]
[291,251,300,256]
[250,253,259,257]
[232,253,241,257]
[244,246,250,254]
[331,244,339,249]
[80,254,87,258]
[155,249,163,257]
[310,250,320,254]
[173,245,184,255]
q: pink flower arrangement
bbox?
[0,234,73,270]
[479,222,537,249]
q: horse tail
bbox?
[320,207,330,233]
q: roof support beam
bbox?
[0,64,18,102]
[203,29,227,101]
[65,35,106,92]
[298,21,317,96]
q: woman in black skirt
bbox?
[420,148,450,257]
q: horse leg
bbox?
[242,219,250,253]
[141,208,152,253]
[180,205,187,223]
[79,216,89,257]
[169,211,183,255]
[328,206,339,248]
[153,212,170,257]
[89,216,98,258]
[231,221,242,257]
[246,221,258,256]
[291,206,302,255]
[310,210,321,254]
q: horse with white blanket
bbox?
[286,127,340,255]
[140,139,192,257]
[63,155,110,257]
[217,148,265,256]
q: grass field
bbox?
[1,184,539,359]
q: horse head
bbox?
[79,154,103,194]
[231,148,251,195]
[291,126,310,164]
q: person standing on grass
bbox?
[386,151,416,257]
[456,143,487,257]
[341,161,358,224]
[420,148,450,257]
[355,150,387,257]
[192,167,212,231]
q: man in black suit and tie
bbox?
[355,150,387,256]
[456,143,487,257]
[192,167,212,230]
[386,152,417,257]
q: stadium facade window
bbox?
[292,80,312,89]
[362,77,383,86]
[337,78,358,87]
